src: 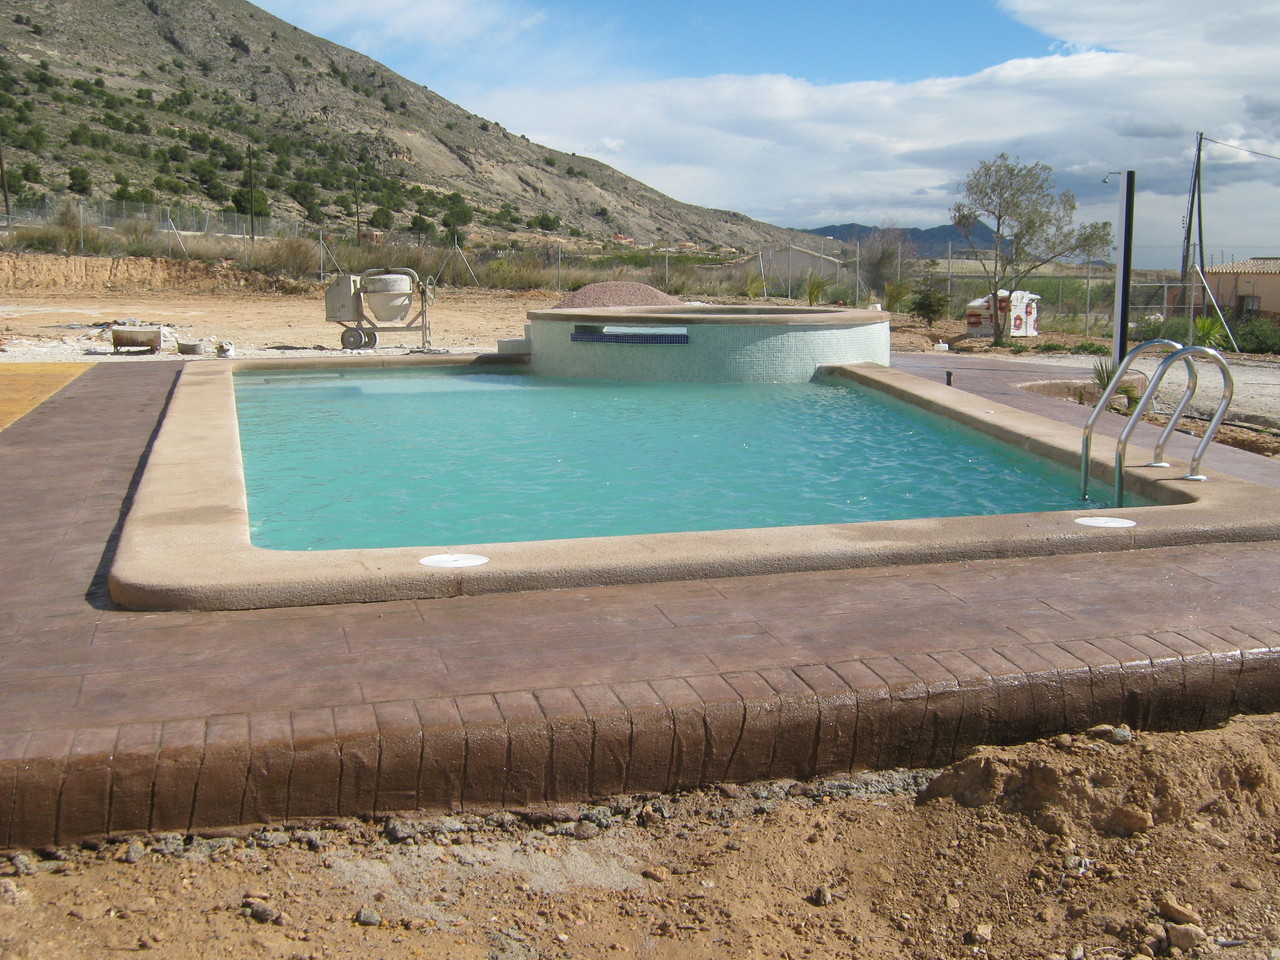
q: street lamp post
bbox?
[1105,170,1136,362]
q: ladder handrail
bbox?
[1180,347,1233,479]
[1148,357,1200,467]
[1081,340,1234,506]
[1085,343,1234,507]
[1080,339,1182,500]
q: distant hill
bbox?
[0,0,804,250]
[802,221,997,258]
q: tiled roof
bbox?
[1206,258,1280,274]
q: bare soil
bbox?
[4,719,1280,960]
[0,284,556,356]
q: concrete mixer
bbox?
[324,268,435,350]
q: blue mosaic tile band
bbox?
[570,332,691,344]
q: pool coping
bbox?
[526,304,890,326]
[107,355,1280,611]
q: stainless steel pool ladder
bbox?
[1080,339,1234,506]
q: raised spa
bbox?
[525,304,890,381]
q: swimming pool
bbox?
[108,354,1280,611]
[234,368,1122,551]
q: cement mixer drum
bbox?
[362,273,414,324]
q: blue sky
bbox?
[253,0,1280,267]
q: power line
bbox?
[1202,136,1280,164]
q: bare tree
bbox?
[952,153,1111,342]
[853,221,913,302]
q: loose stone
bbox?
[809,886,834,906]
[1157,896,1202,926]
[1165,923,1207,951]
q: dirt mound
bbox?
[0,252,314,295]
[923,716,1280,838]
[552,281,682,309]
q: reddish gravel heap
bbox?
[551,281,683,309]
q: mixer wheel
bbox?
[340,327,366,350]
[362,329,380,348]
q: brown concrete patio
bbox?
[2,356,1279,849]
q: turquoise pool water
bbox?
[234,368,1117,550]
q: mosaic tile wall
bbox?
[529,320,890,381]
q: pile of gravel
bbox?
[552,281,683,310]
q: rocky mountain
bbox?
[0,0,804,249]
[803,221,997,259]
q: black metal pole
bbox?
[1114,170,1135,362]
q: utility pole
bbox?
[1180,133,1203,284]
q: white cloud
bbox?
[464,2,1280,264]
[259,0,1280,264]
[998,0,1280,54]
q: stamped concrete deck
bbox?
[2,356,1280,849]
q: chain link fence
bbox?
[0,195,315,239]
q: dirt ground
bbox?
[3,261,1280,958]
[3,719,1280,960]
[0,285,556,357]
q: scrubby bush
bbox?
[477,254,548,290]
[1069,341,1109,355]
[1235,318,1280,355]
[67,166,93,195]
[254,236,323,277]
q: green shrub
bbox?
[1069,341,1110,355]
[1235,318,1280,355]
[1130,315,1184,344]
[67,166,93,195]
[1033,341,1069,352]
[883,279,911,312]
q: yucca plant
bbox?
[1092,358,1139,413]
[1192,315,1229,350]
[804,272,831,306]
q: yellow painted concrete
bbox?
[0,363,96,431]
